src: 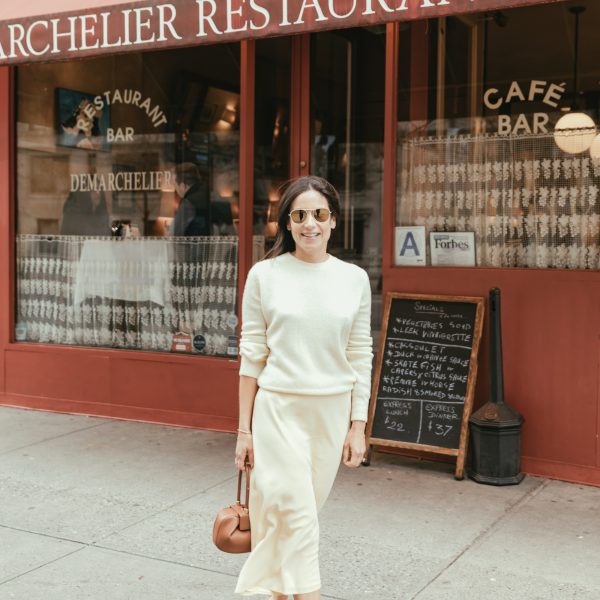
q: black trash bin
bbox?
[469,288,524,485]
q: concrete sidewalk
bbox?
[0,406,598,600]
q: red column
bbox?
[382,23,399,273]
[238,40,255,304]
[290,34,310,178]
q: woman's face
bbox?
[287,188,336,260]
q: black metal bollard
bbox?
[468,288,524,485]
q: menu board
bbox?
[367,293,484,478]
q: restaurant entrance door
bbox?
[253,29,385,340]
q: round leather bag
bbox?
[212,465,251,553]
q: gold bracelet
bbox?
[237,428,252,435]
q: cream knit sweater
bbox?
[239,252,373,422]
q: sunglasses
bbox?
[289,208,332,224]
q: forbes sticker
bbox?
[430,232,476,267]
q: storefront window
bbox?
[15,45,241,356]
[396,2,600,269]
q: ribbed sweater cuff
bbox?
[350,402,368,423]
[239,356,266,379]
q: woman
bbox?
[234,176,373,599]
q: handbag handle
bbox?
[236,463,251,509]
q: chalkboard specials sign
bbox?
[366,293,484,479]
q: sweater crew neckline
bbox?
[284,252,333,267]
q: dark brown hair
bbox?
[264,176,341,259]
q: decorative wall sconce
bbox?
[220,107,237,126]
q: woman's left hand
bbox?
[343,423,366,468]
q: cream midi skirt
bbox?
[235,387,351,597]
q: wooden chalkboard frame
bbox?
[366,293,485,479]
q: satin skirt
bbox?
[235,387,351,597]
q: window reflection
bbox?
[18,45,240,239]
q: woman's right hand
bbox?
[235,432,254,470]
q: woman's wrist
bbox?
[237,428,252,435]
[350,420,366,433]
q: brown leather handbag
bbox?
[212,464,251,553]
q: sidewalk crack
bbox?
[0,545,86,586]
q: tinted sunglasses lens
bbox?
[314,209,330,222]
[290,209,330,223]
[291,210,306,223]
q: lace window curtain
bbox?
[16,235,239,356]
[397,132,600,269]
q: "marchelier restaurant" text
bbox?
[0,0,490,64]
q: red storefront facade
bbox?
[2,0,600,487]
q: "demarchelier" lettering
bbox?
[0,7,181,60]
[70,170,172,192]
